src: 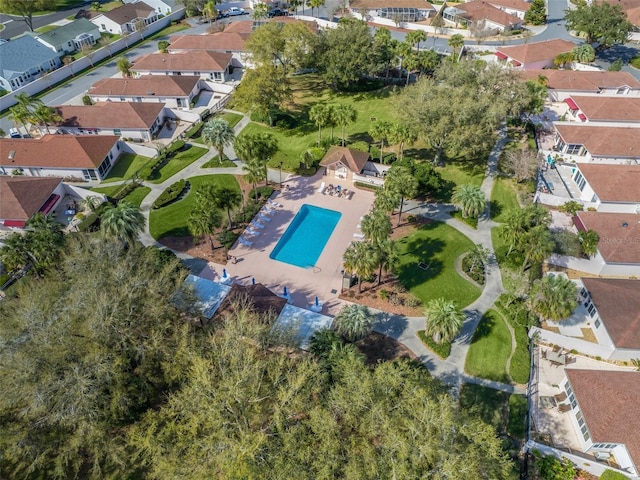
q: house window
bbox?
[120,97,126,101]
[566,144,583,155]
[136,97,142,102]
[565,385,573,396]
[594,318,601,329]
[583,431,590,441]
[114,129,121,135]
[213,72,222,80]
[573,171,586,191]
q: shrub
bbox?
[112,182,139,200]
[157,40,169,53]
[630,56,640,69]
[82,95,93,105]
[153,179,188,209]
[600,470,630,480]
[185,122,203,139]
[379,289,389,301]
[417,330,451,359]
[560,200,583,216]
[354,181,382,191]
[404,295,422,308]
[608,58,623,71]
[248,186,274,200]
[217,230,239,250]
[138,166,154,181]
[76,212,99,232]
[168,140,186,153]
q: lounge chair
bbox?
[333,185,342,196]
[324,185,334,195]
[268,198,283,208]
[238,237,253,247]
[250,220,265,229]
[260,207,275,216]
[257,214,271,223]
[245,227,260,237]
[317,182,325,194]
[341,189,350,198]
[353,232,365,239]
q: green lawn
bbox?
[150,145,208,184]
[417,330,451,359]
[121,186,151,207]
[35,25,59,33]
[149,175,240,239]
[507,394,527,439]
[91,185,120,197]
[102,153,153,184]
[395,221,480,308]
[465,309,511,383]
[235,74,401,171]
[494,295,531,384]
[191,112,244,144]
[490,177,520,222]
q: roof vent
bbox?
[8,150,16,161]
[622,222,629,227]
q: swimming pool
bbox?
[270,204,341,268]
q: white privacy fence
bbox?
[0,8,185,112]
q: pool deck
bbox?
[200,171,376,316]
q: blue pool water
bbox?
[270,204,341,268]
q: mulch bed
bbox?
[159,236,229,265]
[355,332,418,365]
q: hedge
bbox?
[185,122,203,139]
[153,179,188,209]
[167,139,186,153]
[248,186,275,200]
[76,212,99,232]
[354,181,382,191]
[113,182,140,201]
[417,330,451,359]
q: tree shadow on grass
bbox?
[489,200,503,220]
[395,222,446,291]
[470,312,495,343]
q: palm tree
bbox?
[448,34,465,60]
[100,202,145,246]
[252,2,269,19]
[81,195,103,212]
[395,41,412,81]
[403,52,419,86]
[578,229,599,257]
[188,208,222,250]
[572,44,595,64]
[201,118,235,164]
[243,159,265,202]
[9,105,30,134]
[342,241,377,293]
[31,103,63,134]
[202,0,218,22]
[424,298,465,344]
[332,104,357,147]
[530,274,578,321]
[373,187,399,215]
[309,0,324,17]
[521,225,553,270]
[361,209,392,244]
[369,120,393,163]
[451,184,486,219]
[117,57,133,78]
[309,328,344,359]
[214,187,242,229]
[309,103,331,146]
[385,166,418,226]
[334,304,374,342]
[391,123,416,161]
[373,238,399,286]
[235,132,278,185]
[406,30,427,50]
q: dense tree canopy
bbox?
[564,2,633,46]
[233,65,291,126]
[0,0,55,31]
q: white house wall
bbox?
[135,70,227,82]
[93,15,127,35]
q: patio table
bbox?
[547,351,567,366]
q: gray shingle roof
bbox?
[35,19,98,47]
[0,35,61,81]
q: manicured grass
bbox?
[395,221,480,308]
[35,25,59,33]
[102,153,153,184]
[235,74,401,171]
[417,330,451,359]
[221,112,243,128]
[507,394,527,439]
[191,112,244,144]
[202,155,236,168]
[437,162,484,188]
[150,145,207,184]
[495,295,531,384]
[465,309,511,383]
[490,177,520,222]
[121,186,151,207]
[147,22,190,41]
[91,185,120,197]
[451,211,478,229]
[149,175,240,239]
[459,383,509,432]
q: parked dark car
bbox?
[268,8,288,17]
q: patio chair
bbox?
[268,198,283,208]
[558,403,572,413]
[353,232,365,240]
[238,237,253,247]
[324,184,334,195]
[257,214,272,223]
[554,392,567,403]
[260,207,276,216]
[245,227,260,237]
[317,182,326,194]
[250,220,265,229]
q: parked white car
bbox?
[226,7,246,15]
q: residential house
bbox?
[123,0,178,15]
[563,96,640,125]
[0,176,64,229]
[223,17,319,34]
[0,35,62,92]
[559,370,640,477]
[51,102,167,141]
[33,19,101,55]
[91,1,158,35]
[531,277,640,361]
[319,146,391,185]
[518,70,640,101]
[483,0,530,19]
[348,0,436,22]
[573,211,640,275]
[0,135,122,181]
[87,75,201,109]
[568,164,640,212]
[167,32,252,68]
[495,39,576,69]
[444,0,523,33]
[552,124,640,164]
[132,51,233,82]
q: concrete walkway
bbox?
[372,127,525,394]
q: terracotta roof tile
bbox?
[486,0,530,12]
[0,176,63,221]
[570,96,640,122]
[88,75,199,97]
[577,164,640,203]
[222,20,253,33]
[566,369,640,471]
[168,32,251,52]
[497,39,575,64]
[459,0,522,26]
[575,211,640,264]
[320,146,370,173]
[517,70,640,91]
[581,278,640,349]
[54,102,165,129]
[602,0,640,25]
[132,50,232,72]
[349,0,434,9]
[0,135,119,169]
[554,124,640,158]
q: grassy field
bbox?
[35,25,59,33]
[235,75,402,171]
[102,153,152,184]
[507,394,527,439]
[465,310,511,383]
[191,112,244,144]
[490,177,520,222]
[149,175,240,239]
[90,184,151,207]
[395,221,480,308]
[495,295,531,384]
[150,146,208,184]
